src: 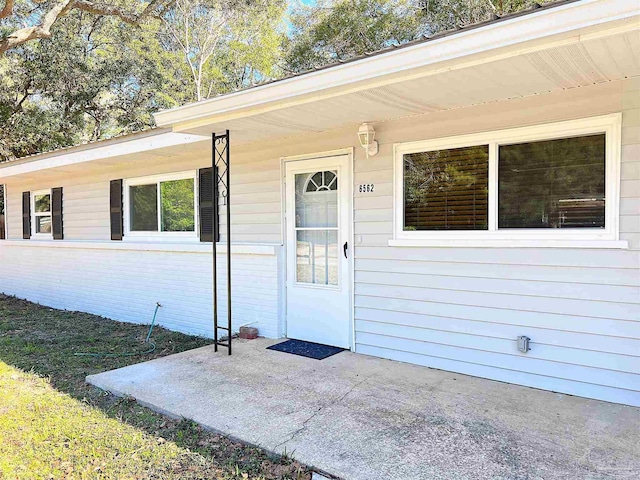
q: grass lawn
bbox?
[0,294,311,479]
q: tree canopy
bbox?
[0,0,286,160]
[0,0,549,162]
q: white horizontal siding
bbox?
[355,282,638,320]
[357,344,640,407]
[355,329,638,384]
[5,185,22,240]
[0,243,283,339]
[352,80,640,406]
[355,296,640,339]
[355,245,640,269]
[355,270,640,303]
[355,258,640,287]
[355,308,640,356]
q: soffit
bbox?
[178,27,639,145]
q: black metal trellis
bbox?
[212,131,232,355]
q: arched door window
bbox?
[304,171,338,193]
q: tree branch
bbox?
[73,0,141,24]
[0,1,176,55]
[74,0,173,24]
[0,0,14,19]
[13,81,32,113]
[0,0,74,55]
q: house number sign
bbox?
[358,184,375,193]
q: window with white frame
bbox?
[393,115,621,245]
[125,172,197,237]
[32,189,52,235]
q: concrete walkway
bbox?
[87,339,640,480]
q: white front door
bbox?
[285,155,352,348]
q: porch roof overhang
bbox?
[157,0,640,144]
[0,129,208,181]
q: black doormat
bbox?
[267,339,345,360]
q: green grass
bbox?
[0,294,311,479]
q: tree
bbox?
[159,0,286,102]
[285,0,421,73]
[285,0,549,73]
[0,10,168,160]
[0,1,287,161]
[419,0,538,32]
[0,0,175,55]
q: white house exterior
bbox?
[1,0,639,407]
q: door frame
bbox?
[280,147,355,351]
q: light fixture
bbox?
[358,123,378,158]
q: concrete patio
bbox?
[87,338,640,480]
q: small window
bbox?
[126,173,196,237]
[305,171,338,193]
[33,190,52,235]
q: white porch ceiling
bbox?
[179,28,640,144]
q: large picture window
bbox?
[393,115,622,247]
[125,172,196,237]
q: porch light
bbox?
[358,123,379,158]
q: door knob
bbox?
[343,241,348,259]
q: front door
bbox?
[285,155,352,348]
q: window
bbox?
[295,171,339,286]
[498,135,605,229]
[32,190,52,236]
[404,145,488,231]
[393,115,622,247]
[125,172,197,238]
[305,171,338,193]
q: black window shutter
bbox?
[52,187,63,240]
[110,180,124,241]
[199,167,219,242]
[22,191,31,239]
[0,185,5,240]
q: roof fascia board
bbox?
[157,0,639,131]
[0,132,207,179]
[8,128,168,166]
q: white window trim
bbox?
[392,114,625,249]
[32,189,52,238]
[123,171,198,242]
